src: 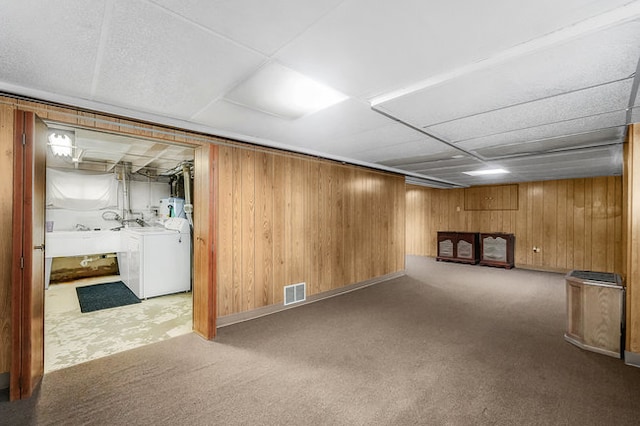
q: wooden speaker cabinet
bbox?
[479,233,515,269]
[436,232,479,264]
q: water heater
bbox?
[159,197,186,219]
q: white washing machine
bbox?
[118,218,191,299]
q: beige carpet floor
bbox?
[2,256,640,425]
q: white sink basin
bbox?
[46,230,123,258]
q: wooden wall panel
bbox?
[192,144,215,339]
[217,146,233,317]
[240,149,255,312]
[624,124,640,353]
[0,104,14,373]
[215,148,406,317]
[254,152,274,308]
[406,177,624,274]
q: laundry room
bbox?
[43,124,196,372]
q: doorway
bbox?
[12,108,216,400]
[43,123,196,372]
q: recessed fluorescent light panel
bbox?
[463,168,510,176]
[225,62,348,120]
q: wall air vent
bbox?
[284,282,306,305]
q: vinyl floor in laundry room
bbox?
[44,275,192,372]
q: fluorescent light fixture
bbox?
[225,62,348,120]
[48,131,74,157]
[451,154,465,159]
[463,168,509,176]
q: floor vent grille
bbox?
[284,282,306,305]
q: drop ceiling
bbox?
[2,0,640,187]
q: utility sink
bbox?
[44,230,123,289]
[46,230,123,257]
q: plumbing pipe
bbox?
[79,253,117,268]
[182,163,194,227]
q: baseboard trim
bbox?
[564,334,621,358]
[625,351,640,368]
[0,372,8,390]
[217,270,406,328]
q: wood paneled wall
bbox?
[0,104,14,373]
[624,125,640,353]
[216,145,406,317]
[406,176,623,274]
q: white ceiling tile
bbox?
[349,137,448,163]
[0,0,105,96]
[277,0,634,98]
[386,155,482,172]
[320,124,430,158]
[377,19,640,127]
[150,0,344,56]
[456,111,628,151]
[473,127,625,158]
[92,0,265,118]
[498,146,623,174]
[429,79,632,142]
[193,98,392,150]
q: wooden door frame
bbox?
[10,111,218,400]
[10,110,28,400]
[11,111,46,400]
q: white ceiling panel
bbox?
[277,0,634,99]
[428,79,632,142]
[350,138,449,163]
[498,146,622,174]
[473,127,625,159]
[318,124,430,158]
[383,155,481,172]
[92,0,265,118]
[456,111,628,151]
[377,18,640,127]
[192,98,391,151]
[150,0,344,56]
[0,0,105,97]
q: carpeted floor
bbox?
[2,256,640,425]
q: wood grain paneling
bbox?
[0,105,14,373]
[464,184,518,210]
[406,177,623,274]
[192,144,216,339]
[215,147,406,317]
[624,124,640,353]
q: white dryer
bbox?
[119,218,191,299]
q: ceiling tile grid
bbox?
[456,111,629,152]
[426,79,633,143]
[375,18,640,127]
[1,0,640,187]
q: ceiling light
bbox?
[225,62,348,120]
[463,168,510,176]
[48,131,74,157]
[451,154,465,159]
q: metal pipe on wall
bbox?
[182,163,193,226]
